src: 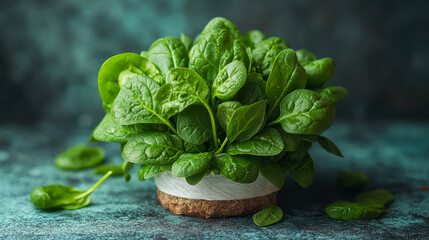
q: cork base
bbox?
[157,189,278,218]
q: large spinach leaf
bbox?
[211,61,247,105]
[227,128,284,156]
[171,152,212,177]
[215,153,259,183]
[122,132,184,165]
[216,101,242,132]
[98,53,163,110]
[227,100,266,143]
[177,105,212,145]
[270,89,332,135]
[266,49,307,119]
[147,36,188,78]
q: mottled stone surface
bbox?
[0,122,428,239]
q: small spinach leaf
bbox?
[252,37,289,79]
[217,101,242,132]
[304,57,335,88]
[171,152,212,177]
[185,170,208,185]
[122,161,134,182]
[215,153,259,183]
[180,33,193,52]
[55,145,104,170]
[318,136,344,157]
[147,36,189,78]
[253,205,283,227]
[211,61,247,104]
[325,201,386,220]
[227,100,266,143]
[314,86,348,105]
[227,128,284,156]
[355,189,395,207]
[296,49,316,66]
[30,171,112,210]
[242,30,266,49]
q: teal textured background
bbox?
[1,122,428,239]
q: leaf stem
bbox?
[202,102,219,149]
[75,171,113,199]
[266,119,280,127]
[164,120,179,135]
[215,137,228,155]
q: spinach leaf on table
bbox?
[355,189,394,207]
[253,205,283,227]
[326,201,386,220]
[55,145,104,170]
[30,171,112,210]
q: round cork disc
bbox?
[157,189,278,218]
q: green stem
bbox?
[267,119,280,127]
[215,137,228,155]
[202,102,219,149]
[75,171,112,199]
[164,120,178,135]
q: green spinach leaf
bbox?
[242,30,266,49]
[216,101,242,132]
[296,49,316,66]
[318,136,344,157]
[253,205,283,227]
[30,171,112,210]
[252,37,289,79]
[266,49,307,118]
[314,86,348,105]
[355,189,394,207]
[215,153,259,183]
[98,53,163,110]
[227,100,266,143]
[270,89,332,135]
[259,160,286,189]
[122,132,184,165]
[138,165,171,180]
[177,105,212,145]
[288,153,315,188]
[180,33,193,52]
[227,128,284,156]
[171,152,212,177]
[147,36,188,78]
[326,201,386,220]
[55,145,104,170]
[304,57,335,88]
[211,61,247,104]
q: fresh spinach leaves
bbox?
[253,205,283,226]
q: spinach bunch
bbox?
[91,17,347,188]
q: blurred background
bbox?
[1,0,428,128]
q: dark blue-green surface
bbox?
[1,122,428,239]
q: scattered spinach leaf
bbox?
[55,145,104,170]
[253,205,283,226]
[30,171,112,210]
